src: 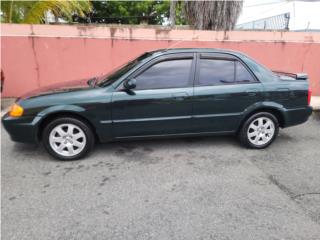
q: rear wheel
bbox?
[42,117,94,160]
[239,112,279,149]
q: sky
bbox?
[237,0,320,30]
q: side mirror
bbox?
[123,78,136,90]
[87,77,97,87]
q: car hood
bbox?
[20,77,102,99]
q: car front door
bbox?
[111,53,195,138]
[193,53,264,133]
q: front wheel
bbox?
[239,112,279,149]
[42,117,95,160]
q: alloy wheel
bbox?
[247,117,275,146]
[49,123,86,157]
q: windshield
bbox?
[98,52,153,87]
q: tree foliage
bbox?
[1,0,243,31]
[1,0,92,24]
[80,0,170,25]
[85,0,242,30]
[168,0,187,26]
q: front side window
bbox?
[198,59,235,86]
[135,59,192,90]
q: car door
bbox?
[111,53,195,138]
[193,53,264,133]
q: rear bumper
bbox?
[283,106,313,128]
[2,113,41,143]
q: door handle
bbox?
[246,88,259,96]
[172,92,188,100]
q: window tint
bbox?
[236,61,256,83]
[135,59,192,90]
[198,59,235,86]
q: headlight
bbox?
[9,103,24,117]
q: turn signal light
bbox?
[9,103,24,117]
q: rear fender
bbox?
[237,101,286,130]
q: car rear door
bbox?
[111,53,196,138]
[193,52,264,133]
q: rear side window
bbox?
[198,58,257,86]
[198,59,234,86]
[135,59,192,90]
[239,53,277,82]
[236,61,256,83]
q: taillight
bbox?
[307,88,312,105]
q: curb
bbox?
[310,97,320,111]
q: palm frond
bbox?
[1,0,92,24]
[24,0,92,24]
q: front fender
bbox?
[30,104,87,127]
[34,104,111,142]
[37,104,86,117]
[1,104,87,144]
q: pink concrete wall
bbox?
[1,24,319,97]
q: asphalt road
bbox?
[2,113,320,240]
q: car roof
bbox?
[147,48,244,57]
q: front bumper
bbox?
[2,113,41,143]
[283,106,313,128]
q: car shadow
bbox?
[10,142,53,161]
[7,135,239,163]
[94,135,240,153]
[6,127,308,163]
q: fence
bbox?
[1,24,319,97]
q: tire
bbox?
[42,117,95,160]
[238,112,279,149]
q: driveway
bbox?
[2,113,320,240]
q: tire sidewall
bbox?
[42,117,94,160]
[240,112,279,149]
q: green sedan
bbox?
[2,48,313,160]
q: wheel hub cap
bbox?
[49,123,86,157]
[247,117,275,146]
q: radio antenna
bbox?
[164,34,199,51]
